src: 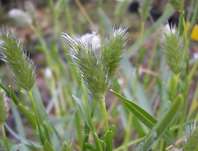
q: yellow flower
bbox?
[191,25,198,41]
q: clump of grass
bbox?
[0,0,197,150]
[62,28,126,132]
[0,31,35,91]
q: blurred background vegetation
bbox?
[0,0,198,151]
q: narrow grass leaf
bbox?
[110,89,157,129]
[0,83,36,127]
[140,95,183,151]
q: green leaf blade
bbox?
[111,89,157,129]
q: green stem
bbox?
[29,91,35,108]
[28,90,39,120]
[99,96,109,129]
[140,20,145,39]
[123,114,132,151]
[1,124,9,151]
[1,124,6,137]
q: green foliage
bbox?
[169,0,184,11]
[140,0,153,21]
[184,127,198,151]
[167,74,180,101]
[0,82,36,127]
[61,141,72,151]
[0,1,197,150]
[139,95,183,151]
[0,91,7,125]
[102,127,114,151]
[183,121,198,151]
[111,89,157,129]
[0,32,35,91]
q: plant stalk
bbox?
[99,96,109,129]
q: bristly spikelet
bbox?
[76,49,107,99]
[101,28,127,79]
[62,33,107,99]
[163,33,186,74]
[0,32,35,91]
[62,28,126,99]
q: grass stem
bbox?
[99,96,109,129]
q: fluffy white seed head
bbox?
[76,32,101,52]
[8,9,32,27]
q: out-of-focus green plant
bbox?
[184,127,198,151]
[0,0,197,150]
[0,91,7,125]
[169,0,184,12]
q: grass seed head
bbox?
[101,28,127,79]
[0,31,35,91]
[62,28,126,100]
[62,32,107,99]
[163,32,186,74]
